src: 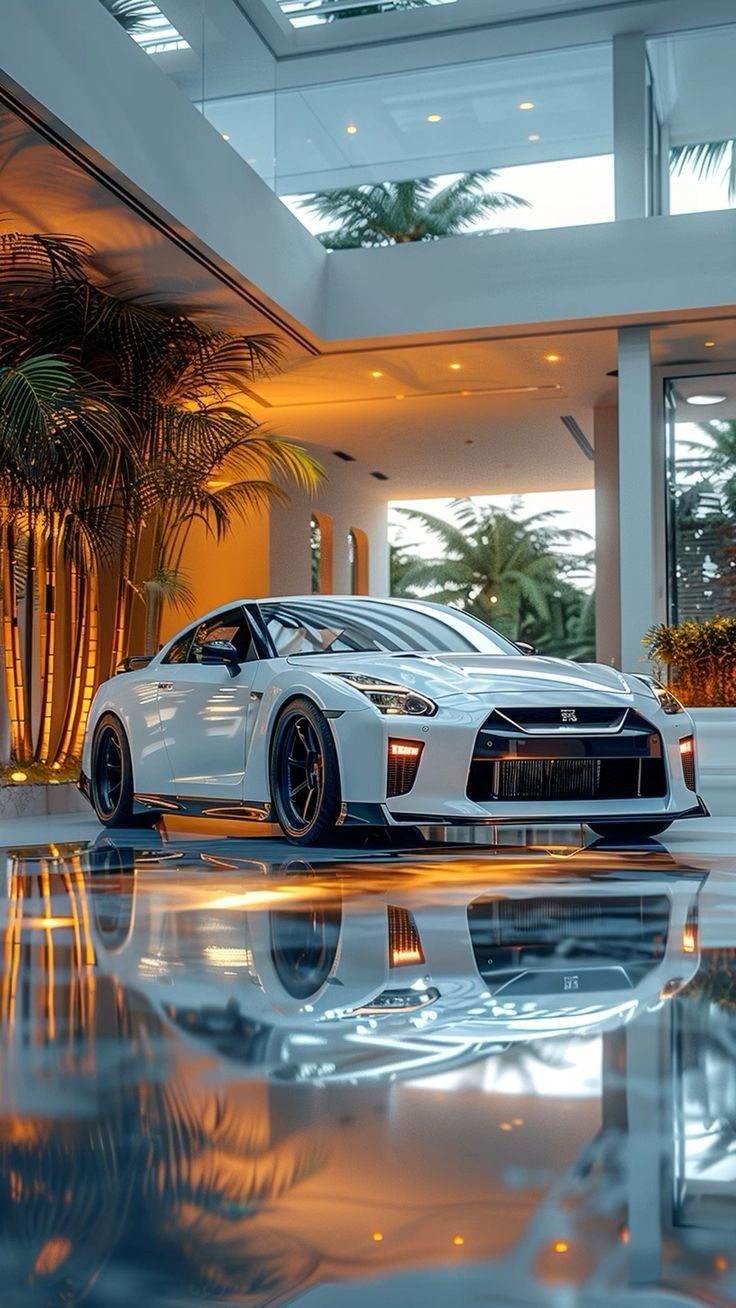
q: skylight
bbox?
[279,0,457,29]
[101,1,189,54]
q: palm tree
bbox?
[671,140,736,204]
[0,231,322,766]
[301,172,529,249]
[393,498,591,652]
[99,0,158,34]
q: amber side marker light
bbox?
[388,904,425,966]
[681,903,699,955]
[680,737,694,755]
[389,742,421,758]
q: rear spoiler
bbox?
[116,654,154,674]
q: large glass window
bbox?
[666,373,736,623]
[276,43,613,241]
[649,25,736,217]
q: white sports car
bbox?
[79,595,707,845]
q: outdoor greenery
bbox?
[671,140,736,203]
[0,230,321,768]
[672,418,736,623]
[391,498,595,660]
[644,616,736,707]
[301,172,529,249]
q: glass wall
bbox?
[666,373,736,623]
[649,25,736,217]
[275,42,613,241]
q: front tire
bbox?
[270,698,342,846]
[587,820,672,841]
[90,714,157,829]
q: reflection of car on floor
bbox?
[78,596,708,845]
[87,838,704,1083]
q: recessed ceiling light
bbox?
[426,113,442,123]
[395,394,405,400]
[449,362,462,370]
[460,389,470,396]
[221,133,230,141]
[686,393,727,405]
[519,101,534,110]
[545,353,560,363]
[346,123,358,135]
[704,339,716,348]
[370,370,383,378]
[528,134,541,142]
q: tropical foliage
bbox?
[644,615,736,707]
[391,498,595,659]
[0,230,321,767]
[301,172,529,249]
[671,140,736,204]
[670,418,736,623]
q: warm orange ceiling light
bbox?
[449,362,462,370]
[452,1235,465,1246]
[545,353,560,362]
[426,113,442,123]
[554,1242,569,1255]
[346,123,358,134]
[704,339,716,348]
[519,101,535,110]
[371,1232,384,1242]
[370,370,384,378]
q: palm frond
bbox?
[671,140,736,201]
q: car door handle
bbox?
[157,682,174,691]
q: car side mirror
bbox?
[201,639,241,677]
[516,642,537,657]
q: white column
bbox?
[594,404,621,667]
[613,32,649,220]
[617,327,667,672]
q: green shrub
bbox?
[644,615,736,706]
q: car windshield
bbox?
[259,600,518,657]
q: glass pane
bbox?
[276,43,613,240]
[648,25,736,216]
[665,373,736,624]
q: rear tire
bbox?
[587,820,672,841]
[90,714,158,829]
[270,698,342,846]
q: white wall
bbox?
[270,448,389,597]
[324,208,736,343]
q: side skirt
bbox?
[134,793,273,822]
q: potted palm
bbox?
[645,617,736,816]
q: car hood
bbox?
[289,652,639,704]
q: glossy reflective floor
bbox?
[2,819,736,1307]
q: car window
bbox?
[162,609,257,665]
[259,599,517,656]
[162,629,196,664]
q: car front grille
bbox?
[467,707,667,803]
[469,756,667,802]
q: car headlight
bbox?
[327,672,437,717]
[632,675,685,714]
